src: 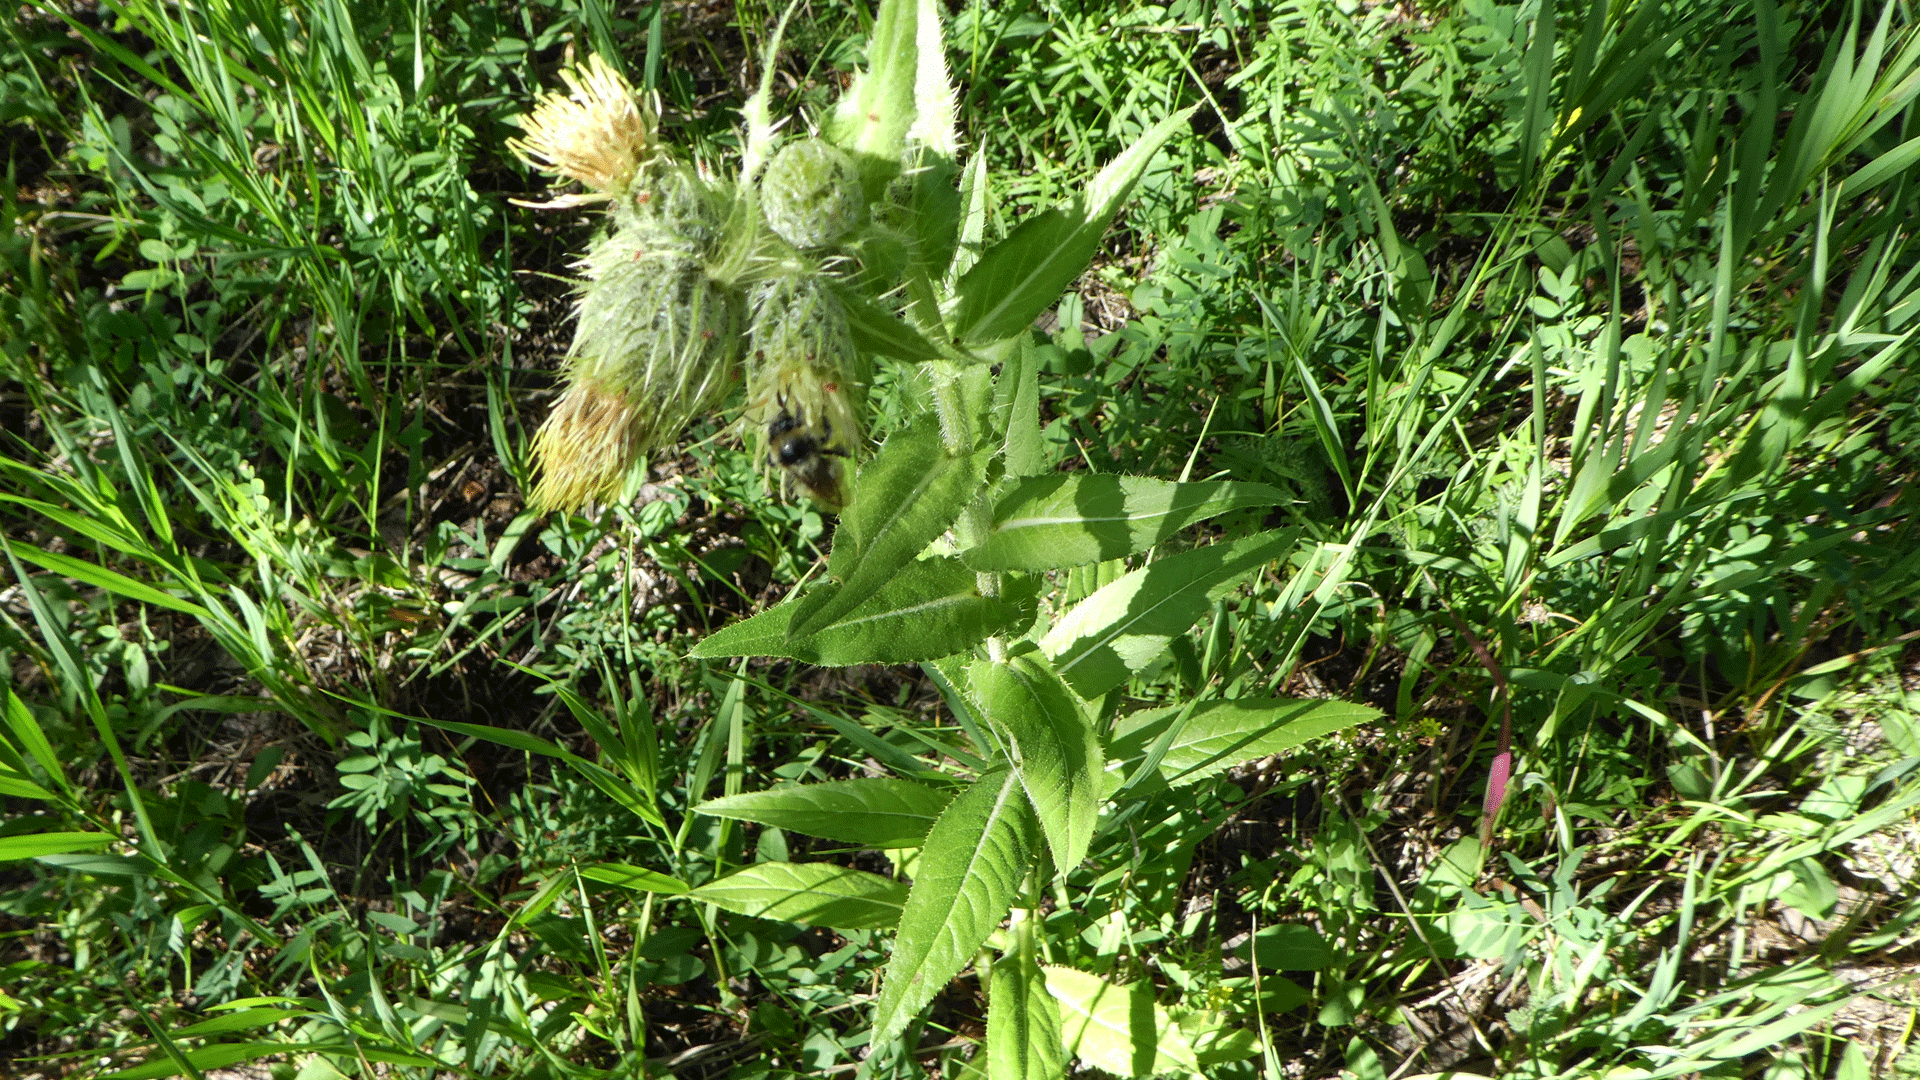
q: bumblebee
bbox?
[766,397,851,509]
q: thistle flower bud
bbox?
[531,228,747,511]
[760,139,865,250]
[745,275,869,508]
[622,159,729,257]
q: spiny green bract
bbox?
[531,220,746,511]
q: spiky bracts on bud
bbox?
[745,275,868,508]
[531,227,746,511]
[760,139,865,250]
[509,55,654,202]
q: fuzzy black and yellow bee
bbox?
[766,396,851,509]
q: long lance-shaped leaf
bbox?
[788,423,984,638]
[988,922,1065,1080]
[1042,529,1299,699]
[962,474,1285,573]
[1109,697,1381,788]
[949,108,1195,344]
[824,0,919,197]
[695,778,954,848]
[968,653,1100,872]
[577,863,690,894]
[0,832,116,860]
[3,538,211,617]
[689,863,908,930]
[873,767,1039,1051]
[694,556,1033,665]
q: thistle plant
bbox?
[512,49,874,510]
[524,1,1371,1071]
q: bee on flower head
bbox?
[764,390,852,508]
[745,275,868,510]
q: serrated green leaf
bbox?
[695,778,953,848]
[824,0,918,198]
[968,654,1100,872]
[949,108,1194,344]
[1003,337,1044,477]
[577,862,690,895]
[0,831,114,860]
[689,862,908,930]
[907,0,957,156]
[692,556,1030,665]
[988,937,1065,1080]
[1043,966,1201,1078]
[950,149,990,282]
[830,279,943,362]
[1184,1016,1260,1067]
[1110,696,1380,787]
[873,767,1039,1050]
[1043,529,1299,698]
[788,424,984,637]
[964,474,1286,572]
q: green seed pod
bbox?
[760,139,865,250]
[531,223,746,511]
[744,274,869,508]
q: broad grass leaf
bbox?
[695,778,953,848]
[577,863,690,895]
[99,1042,365,1080]
[0,772,53,800]
[34,853,155,877]
[949,108,1195,344]
[4,685,67,795]
[968,654,1101,872]
[987,940,1064,1080]
[1043,530,1300,699]
[693,557,1030,665]
[550,681,663,829]
[0,831,114,860]
[963,474,1286,572]
[873,767,1039,1050]
[690,863,908,930]
[1110,696,1380,787]
[788,424,984,638]
[173,1007,308,1037]
[3,538,210,617]
[1043,966,1201,1078]
[413,716,664,829]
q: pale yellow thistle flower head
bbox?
[508,54,653,204]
